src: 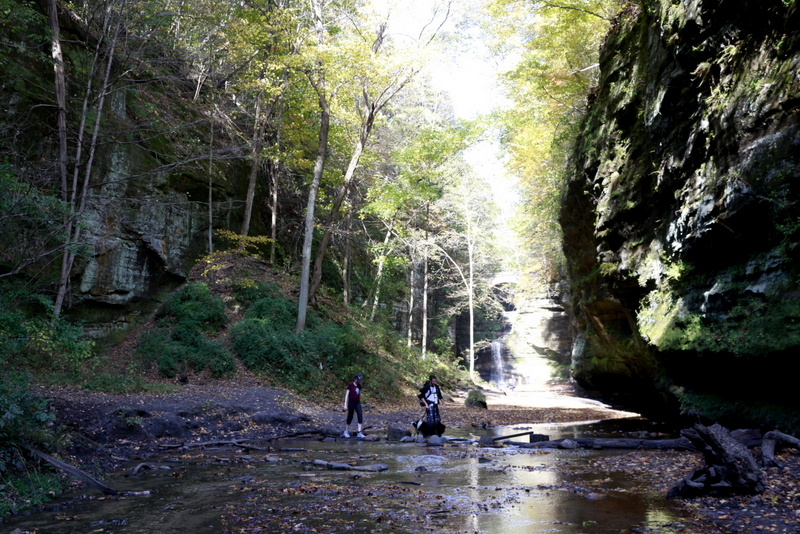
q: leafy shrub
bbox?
[0,470,64,518]
[20,318,96,375]
[231,298,357,391]
[244,296,298,327]
[138,327,235,378]
[230,322,317,378]
[0,310,28,364]
[232,280,283,305]
[0,299,95,378]
[137,282,234,378]
[157,282,227,332]
[0,374,60,517]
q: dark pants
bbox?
[426,404,440,425]
[347,401,363,425]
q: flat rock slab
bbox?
[313,459,388,472]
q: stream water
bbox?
[4,419,688,534]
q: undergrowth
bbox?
[0,372,67,517]
[228,280,412,400]
[136,282,236,378]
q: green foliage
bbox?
[114,407,143,428]
[675,389,800,435]
[657,297,800,356]
[230,294,327,390]
[0,0,49,62]
[137,283,234,378]
[232,280,283,305]
[484,0,624,290]
[215,230,273,255]
[230,291,414,396]
[158,283,227,331]
[81,370,177,395]
[0,288,96,378]
[0,373,55,470]
[0,164,72,280]
[138,325,235,379]
[17,318,96,375]
[0,372,65,517]
[0,469,65,518]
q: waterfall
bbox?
[489,340,504,386]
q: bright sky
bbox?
[371,0,520,220]
[427,8,519,222]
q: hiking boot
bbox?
[356,432,365,438]
[343,431,350,438]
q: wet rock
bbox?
[147,414,190,439]
[251,412,304,426]
[465,390,488,409]
[558,439,578,450]
[387,427,411,441]
[426,435,443,446]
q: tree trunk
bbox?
[308,107,375,300]
[466,201,476,381]
[49,0,69,317]
[270,73,288,265]
[54,2,120,317]
[509,436,697,451]
[369,221,393,322]
[48,0,67,201]
[296,90,330,333]
[241,91,266,238]
[342,202,353,305]
[296,0,329,333]
[208,102,215,253]
[406,260,414,348]
[421,244,429,360]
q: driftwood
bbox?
[505,437,696,451]
[667,423,765,499]
[159,439,259,450]
[270,429,331,441]
[312,459,388,472]
[132,462,157,475]
[32,449,118,495]
[761,430,800,468]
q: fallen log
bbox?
[666,423,765,499]
[132,463,157,475]
[32,449,118,495]
[505,437,696,451]
[761,430,800,468]
[270,430,330,441]
[159,439,252,450]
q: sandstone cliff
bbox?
[561,0,800,430]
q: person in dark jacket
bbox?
[343,374,364,438]
[418,375,444,427]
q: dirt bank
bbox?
[43,379,634,463]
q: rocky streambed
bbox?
[8,382,798,534]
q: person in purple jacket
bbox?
[342,374,364,438]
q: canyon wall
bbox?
[561,0,800,430]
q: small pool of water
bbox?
[3,419,687,534]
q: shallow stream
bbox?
[4,419,688,534]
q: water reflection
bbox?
[3,420,684,533]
